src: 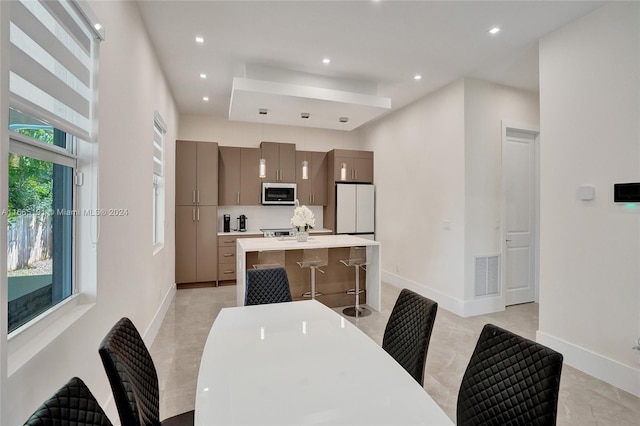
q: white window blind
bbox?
[10,0,103,141]
[153,112,166,176]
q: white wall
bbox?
[358,79,539,316]
[359,81,468,307]
[463,79,539,305]
[1,1,180,423]
[537,2,640,396]
[179,115,359,151]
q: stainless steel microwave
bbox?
[262,183,297,205]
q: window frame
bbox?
[7,126,78,335]
[152,112,166,252]
[4,0,103,372]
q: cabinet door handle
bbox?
[236,192,240,204]
[197,190,200,204]
[355,169,358,180]
[309,193,312,204]
[192,209,196,221]
[196,208,200,221]
[223,240,234,243]
[224,253,234,257]
[312,193,315,204]
[192,191,196,204]
[224,270,234,274]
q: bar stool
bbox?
[253,250,285,269]
[341,246,370,317]
[297,248,328,299]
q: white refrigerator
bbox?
[335,183,375,239]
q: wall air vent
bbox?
[475,255,500,297]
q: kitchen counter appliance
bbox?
[260,228,295,238]
[237,215,247,232]
[262,182,297,205]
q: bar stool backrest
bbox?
[254,250,285,269]
[344,246,366,266]
[300,248,329,268]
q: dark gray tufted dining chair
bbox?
[382,288,438,386]
[245,267,292,305]
[24,376,113,426]
[99,317,194,426]
[457,323,564,426]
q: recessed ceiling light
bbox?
[323,58,331,64]
[202,96,209,102]
[195,36,204,44]
[414,74,422,81]
[489,27,501,35]
[200,73,207,79]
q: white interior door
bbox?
[503,129,537,305]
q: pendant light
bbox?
[339,117,349,181]
[259,108,267,178]
[301,112,310,180]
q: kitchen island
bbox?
[237,235,381,310]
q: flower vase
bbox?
[296,230,309,242]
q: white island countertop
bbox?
[237,234,378,251]
[237,235,381,310]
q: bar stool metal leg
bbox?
[341,246,370,318]
[301,265,323,299]
[298,248,328,300]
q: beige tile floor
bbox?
[150,283,640,425]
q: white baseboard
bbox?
[382,270,504,317]
[142,283,176,348]
[462,294,505,317]
[537,331,640,397]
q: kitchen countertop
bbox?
[237,234,377,251]
[217,228,332,236]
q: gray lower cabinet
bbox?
[176,206,218,283]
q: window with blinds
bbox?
[153,112,166,176]
[9,0,103,142]
[7,0,102,334]
[153,112,166,248]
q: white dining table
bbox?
[195,300,453,426]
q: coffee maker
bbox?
[237,214,247,232]
[223,214,231,232]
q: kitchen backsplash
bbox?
[217,205,324,232]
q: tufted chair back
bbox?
[99,317,160,426]
[24,376,113,426]
[382,288,438,386]
[457,323,564,426]
[245,267,292,305]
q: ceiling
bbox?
[136,0,605,130]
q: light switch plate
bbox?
[579,185,595,201]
